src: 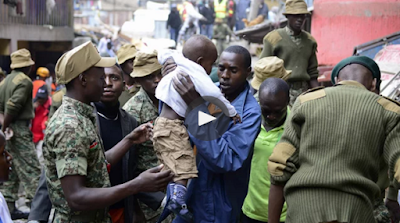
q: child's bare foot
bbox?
[232,114,241,125]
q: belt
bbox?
[70,209,108,222]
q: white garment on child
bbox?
[156,49,237,118]
[0,192,13,223]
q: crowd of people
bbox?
[0,0,400,223]
[166,0,271,49]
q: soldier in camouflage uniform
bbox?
[43,42,172,223]
[117,44,141,107]
[0,49,41,220]
[123,51,172,223]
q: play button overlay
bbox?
[198,111,216,126]
[184,96,232,141]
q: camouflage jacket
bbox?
[122,87,159,172]
[43,96,111,223]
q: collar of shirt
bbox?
[336,80,367,89]
[285,25,301,38]
[63,96,96,123]
[215,81,251,117]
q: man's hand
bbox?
[126,123,153,144]
[385,199,400,223]
[172,72,201,106]
[136,164,174,192]
[161,57,177,77]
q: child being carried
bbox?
[154,35,240,222]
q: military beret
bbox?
[331,56,381,84]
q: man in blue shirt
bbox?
[171,45,261,222]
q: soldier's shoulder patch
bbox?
[265,30,282,47]
[12,73,31,85]
[298,87,326,104]
[377,97,400,114]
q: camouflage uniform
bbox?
[43,96,111,223]
[373,199,391,223]
[118,85,140,108]
[0,70,41,204]
[123,88,171,223]
[288,81,309,107]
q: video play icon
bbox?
[198,111,216,126]
[184,96,231,141]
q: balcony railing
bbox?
[0,0,73,27]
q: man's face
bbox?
[121,58,134,75]
[0,143,12,182]
[135,70,162,95]
[218,52,250,97]
[37,98,48,105]
[286,14,306,33]
[259,91,288,127]
[83,67,106,102]
[101,66,124,104]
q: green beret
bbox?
[331,56,381,84]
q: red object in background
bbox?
[31,97,51,143]
[312,0,400,66]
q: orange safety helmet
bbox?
[36,67,50,78]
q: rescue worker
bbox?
[43,41,173,222]
[260,0,318,106]
[32,67,50,98]
[0,48,41,220]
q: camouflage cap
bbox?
[117,43,138,65]
[283,0,310,15]
[10,48,35,69]
[131,50,162,78]
[251,56,291,90]
[55,41,116,84]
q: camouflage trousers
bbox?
[1,121,41,203]
[139,201,173,223]
[289,81,309,107]
[373,199,391,223]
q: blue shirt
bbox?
[174,82,261,223]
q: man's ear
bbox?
[196,57,204,66]
[79,73,87,87]
[370,78,377,92]
[246,66,252,78]
[334,77,339,84]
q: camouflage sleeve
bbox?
[122,95,143,124]
[52,124,89,179]
[6,80,32,115]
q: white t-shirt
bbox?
[156,50,237,118]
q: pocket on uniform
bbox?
[153,129,172,139]
[171,150,196,175]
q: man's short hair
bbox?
[223,45,252,69]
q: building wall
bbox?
[312,0,400,65]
